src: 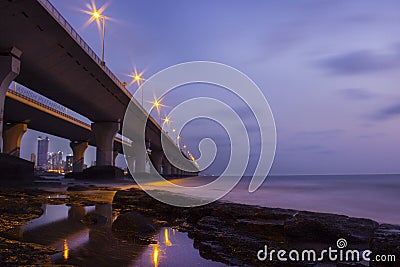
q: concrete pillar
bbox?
[113,150,119,166]
[0,47,22,153]
[70,141,88,172]
[91,122,119,166]
[149,150,163,174]
[124,155,135,172]
[3,123,27,157]
[134,149,146,174]
[162,158,171,177]
[171,166,177,177]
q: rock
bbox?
[66,185,91,191]
[284,211,379,243]
[370,224,400,267]
[111,187,398,267]
[81,213,108,226]
[112,211,156,242]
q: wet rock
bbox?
[370,224,400,267]
[81,213,108,226]
[66,185,91,191]
[284,211,379,243]
[112,211,156,242]
[112,187,399,267]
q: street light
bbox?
[128,68,145,105]
[150,97,166,123]
[82,1,109,65]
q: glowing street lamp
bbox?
[162,116,171,126]
[82,1,109,65]
[150,97,166,123]
[128,68,145,105]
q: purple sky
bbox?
[21,0,400,175]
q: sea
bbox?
[154,174,400,225]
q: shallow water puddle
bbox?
[20,204,225,266]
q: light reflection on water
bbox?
[19,203,225,267]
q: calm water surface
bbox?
[20,202,225,267]
[154,174,400,224]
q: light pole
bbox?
[92,10,106,65]
[100,16,105,65]
[83,2,108,65]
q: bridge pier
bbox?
[149,150,163,175]
[162,158,171,177]
[113,149,119,166]
[3,123,27,157]
[91,122,120,166]
[134,148,146,175]
[70,141,88,173]
[171,166,178,177]
[0,47,21,153]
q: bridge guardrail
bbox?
[7,86,91,129]
[36,0,125,92]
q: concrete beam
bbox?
[0,47,21,153]
[70,141,88,172]
[3,123,27,157]
[91,122,119,166]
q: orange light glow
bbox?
[152,243,159,267]
[150,97,166,114]
[164,228,172,246]
[177,135,181,140]
[63,239,69,261]
[128,68,145,86]
[162,116,172,126]
[81,1,109,30]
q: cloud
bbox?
[338,88,377,100]
[371,103,400,120]
[283,144,334,154]
[317,48,400,75]
[296,129,345,138]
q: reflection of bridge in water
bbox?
[0,0,199,179]
[21,203,148,266]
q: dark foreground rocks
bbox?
[112,211,156,243]
[113,188,400,266]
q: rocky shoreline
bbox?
[0,185,398,266]
[112,188,400,266]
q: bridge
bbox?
[0,0,198,179]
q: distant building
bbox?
[65,155,73,172]
[37,136,49,170]
[48,152,57,170]
[57,151,63,170]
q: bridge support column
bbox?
[124,155,135,172]
[149,150,163,175]
[162,158,171,177]
[70,141,88,172]
[134,149,146,175]
[113,150,119,166]
[171,166,177,177]
[91,122,120,166]
[3,123,27,157]
[0,47,21,153]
